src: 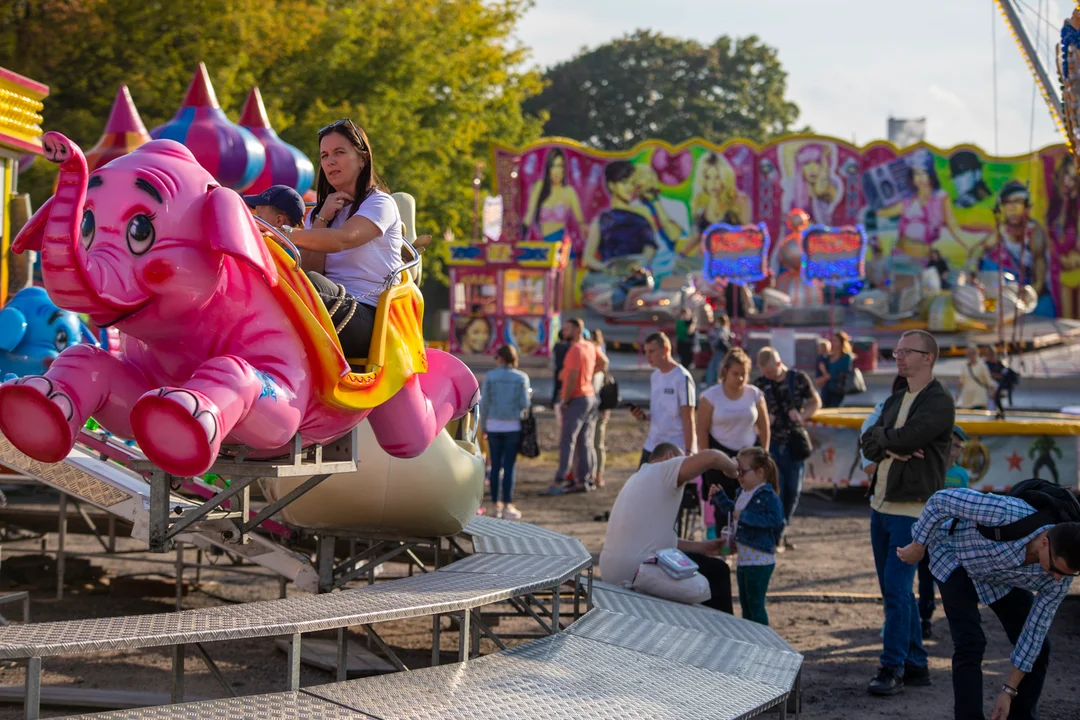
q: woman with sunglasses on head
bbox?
[280,119,401,360]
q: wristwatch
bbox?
[1001,684,1018,698]
[279,225,293,236]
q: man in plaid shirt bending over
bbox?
[897,488,1080,720]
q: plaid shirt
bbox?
[912,489,1071,672]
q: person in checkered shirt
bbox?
[898,489,1080,720]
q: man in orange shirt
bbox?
[542,318,608,495]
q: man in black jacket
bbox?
[860,329,956,696]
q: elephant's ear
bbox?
[202,186,278,287]
[0,307,28,352]
[12,196,53,253]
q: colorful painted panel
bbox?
[492,135,1080,318]
[802,225,868,284]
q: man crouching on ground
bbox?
[898,490,1080,720]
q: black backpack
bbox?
[970,478,1080,542]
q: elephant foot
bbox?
[131,388,221,477]
[0,377,78,463]
[422,350,480,422]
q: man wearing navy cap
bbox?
[243,185,307,228]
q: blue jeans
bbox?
[870,510,928,672]
[487,431,520,504]
[770,442,805,526]
[704,351,723,388]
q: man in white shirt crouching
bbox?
[599,443,737,614]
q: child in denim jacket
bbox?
[710,447,785,625]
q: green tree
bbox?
[0,0,544,294]
[525,29,800,151]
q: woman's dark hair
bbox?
[738,447,780,495]
[496,344,518,367]
[532,148,566,232]
[313,120,388,222]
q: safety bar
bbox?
[252,217,302,271]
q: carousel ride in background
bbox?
[0,64,487,578]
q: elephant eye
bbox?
[54,328,69,351]
[80,209,95,249]
[126,214,156,256]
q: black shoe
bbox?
[921,619,933,640]
[903,663,931,687]
[868,667,904,696]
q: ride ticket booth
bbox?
[0,67,48,307]
[446,238,570,357]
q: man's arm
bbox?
[870,392,955,455]
[681,405,696,454]
[677,449,737,487]
[859,401,886,468]
[1009,582,1069,674]
[800,373,822,420]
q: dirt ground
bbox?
[0,409,1078,719]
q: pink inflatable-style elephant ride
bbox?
[1,132,478,477]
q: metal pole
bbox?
[472,162,484,243]
[995,0,1066,130]
[432,614,442,667]
[286,633,302,691]
[174,543,184,611]
[336,627,348,682]
[458,611,471,662]
[56,494,67,601]
[24,657,40,720]
[551,589,561,634]
[170,645,185,703]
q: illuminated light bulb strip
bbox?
[1058,4,1080,156]
[994,0,1069,141]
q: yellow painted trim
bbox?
[490,132,1064,171]
[811,408,1080,436]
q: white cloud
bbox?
[927,84,967,111]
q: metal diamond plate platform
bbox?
[305,632,786,720]
[62,691,372,719]
[592,581,797,653]
[568,608,801,690]
[465,516,591,559]
[0,566,581,659]
[437,551,589,581]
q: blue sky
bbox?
[514,0,1070,155]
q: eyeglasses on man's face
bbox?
[894,348,931,359]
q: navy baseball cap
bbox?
[242,185,306,227]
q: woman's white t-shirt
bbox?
[958,360,992,409]
[701,383,763,449]
[307,190,403,302]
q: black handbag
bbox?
[518,408,540,458]
[783,371,813,461]
[598,374,620,411]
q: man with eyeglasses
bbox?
[898,494,1080,720]
[860,329,956,696]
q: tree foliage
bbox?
[0,0,546,288]
[525,30,800,151]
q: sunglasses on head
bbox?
[318,119,366,151]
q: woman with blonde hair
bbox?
[680,152,752,255]
[698,348,770,508]
[816,331,855,408]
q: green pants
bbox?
[736,563,775,626]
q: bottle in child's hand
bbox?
[719,526,732,556]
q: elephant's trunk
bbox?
[38,132,127,319]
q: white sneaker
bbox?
[503,504,522,520]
